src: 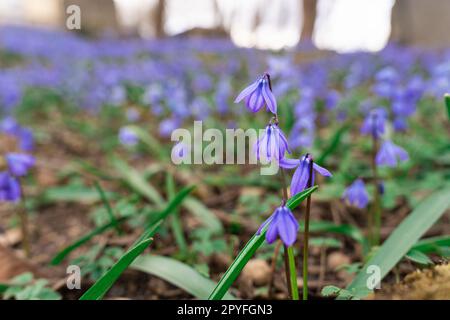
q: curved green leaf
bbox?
[131,255,236,300]
[208,186,318,300]
[343,188,450,299]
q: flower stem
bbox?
[286,245,299,300]
[18,181,30,257]
[302,156,314,300]
[370,135,381,246]
[279,168,298,299]
[267,240,282,297]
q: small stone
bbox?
[241,259,271,286]
[327,252,351,271]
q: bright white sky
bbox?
[1,0,396,52]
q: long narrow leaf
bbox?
[208,186,318,300]
[79,227,158,300]
[50,217,127,265]
[343,188,450,299]
[131,255,236,300]
[111,157,164,205]
[79,186,195,300]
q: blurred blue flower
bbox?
[118,127,138,146]
[257,206,299,246]
[0,171,21,202]
[235,73,277,114]
[6,153,35,177]
[376,140,409,167]
[343,179,369,209]
[360,108,387,139]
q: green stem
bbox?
[302,156,314,300]
[371,135,381,246]
[166,173,188,257]
[286,245,299,300]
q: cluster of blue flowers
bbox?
[0,117,35,202]
[235,73,331,246]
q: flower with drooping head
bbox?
[254,123,290,163]
[257,205,299,246]
[0,171,21,202]
[234,73,277,114]
[376,140,409,167]
[342,179,369,209]
[118,127,138,146]
[5,153,35,177]
[280,154,332,196]
[360,108,387,139]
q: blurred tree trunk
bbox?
[391,0,450,47]
[63,0,119,35]
[301,0,317,41]
[154,0,166,38]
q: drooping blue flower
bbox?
[234,73,277,114]
[254,123,290,163]
[360,108,387,139]
[280,154,332,196]
[118,127,138,146]
[17,127,34,151]
[5,153,35,177]
[342,179,369,209]
[376,140,409,167]
[257,206,299,246]
[0,171,21,202]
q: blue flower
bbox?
[118,127,138,146]
[0,171,21,202]
[254,123,290,162]
[280,154,332,196]
[5,153,35,177]
[234,73,277,114]
[376,140,409,167]
[343,179,369,209]
[257,206,299,246]
[360,108,387,139]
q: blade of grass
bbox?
[316,125,349,166]
[94,181,120,234]
[131,255,236,300]
[79,225,158,300]
[409,235,450,254]
[343,188,450,299]
[183,197,223,235]
[111,157,164,206]
[208,186,318,300]
[50,217,127,265]
[166,173,188,256]
[79,185,195,300]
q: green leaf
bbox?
[343,188,450,299]
[42,185,115,204]
[131,255,236,300]
[411,235,450,254]
[79,232,156,300]
[94,181,121,233]
[405,249,433,265]
[444,93,450,119]
[79,185,195,300]
[50,217,127,265]
[208,186,318,300]
[321,285,342,297]
[111,157,164,206]
[316,125,349,166]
